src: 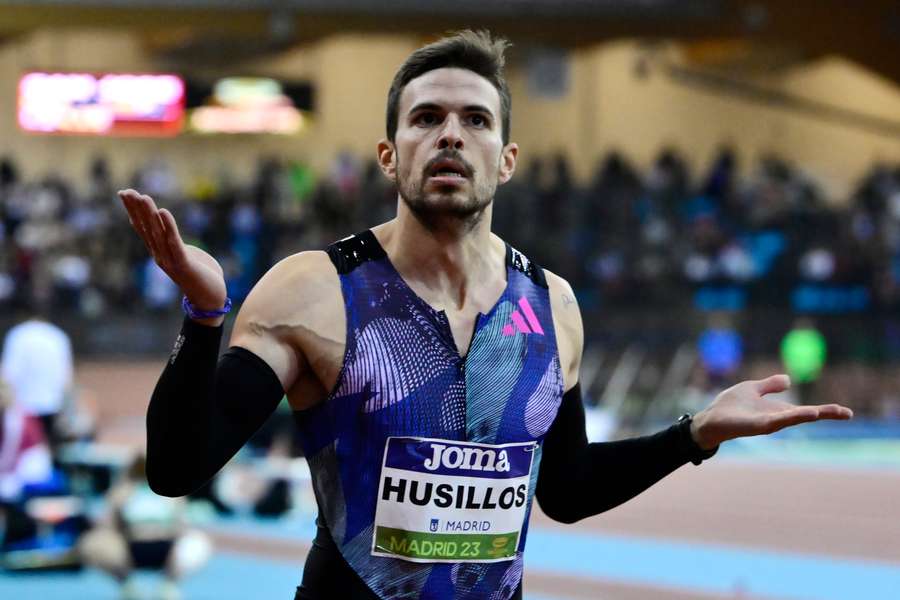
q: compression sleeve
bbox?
[535,383,704,524]
[146,317,286,497]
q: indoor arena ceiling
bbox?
[0,0,897,84]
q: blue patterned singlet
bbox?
[292,230,563,600]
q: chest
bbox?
[339,282,560,443]
[416,274,508,359]
[438,308,481,359]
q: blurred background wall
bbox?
[0,12,897,195]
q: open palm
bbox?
[693,375,853,450]
[119,188,226,312]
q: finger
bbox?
[118,189,142,227]
[755,374,791,396]
[810,404,854,420]
[118,190,154,248]
[118,188,142,204]
[760,406,819,433]
[152,211,176,266]
[136,194,168,261]
[118,188,148,220]
[158,209,189,266]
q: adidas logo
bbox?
[502,297,545,336]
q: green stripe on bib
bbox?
[374,526,519,562]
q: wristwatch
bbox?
[676,413,719,466]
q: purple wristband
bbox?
[182,296,232,320]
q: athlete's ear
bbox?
[377,139,397,182]
[498,142,518,185]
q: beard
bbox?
[396,152,497,231]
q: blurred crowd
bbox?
[496,149,900,316]
[1,148,900,592]
[0,153,383,318]
[2,149,899,320]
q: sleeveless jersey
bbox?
[292,230,563,600]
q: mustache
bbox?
[423,151,474,178]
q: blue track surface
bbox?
[525,527,900,600]
[4,518,900,599]
[0,553,302,600]
[5,431,900,600]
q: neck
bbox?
[374,197,503,309]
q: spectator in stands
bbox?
[1,150,899,418]
[1,150,897,321]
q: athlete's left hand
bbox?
[691,374,853,450]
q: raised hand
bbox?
[691,374,853,450]
[118,189,227,320]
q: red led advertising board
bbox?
[18,72,185,136]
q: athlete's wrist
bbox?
[182,296,231,327]
[687,410,718,451]
[675,412,719,466]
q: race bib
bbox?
[371,436,536,563]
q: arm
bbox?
[536,383,699,524]
[146,251,338,497]
[535,271,853,524]
[145,317,285,497]
[60,331,74,393]
[536,272,698,522]
[119,190,324,497]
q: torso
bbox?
[288,230,563,600]
[273,234,577,412]
[227,226,581,600]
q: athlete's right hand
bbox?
[119,189,227,318]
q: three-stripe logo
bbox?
[502,297,545,336]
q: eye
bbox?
[468,114,488,128]
[415,112,440,126]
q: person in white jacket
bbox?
[1,315,73,451]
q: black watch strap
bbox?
[676,413,719,466]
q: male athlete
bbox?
[119,30,852,600]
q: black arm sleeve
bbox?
[535,383,700,524]
[146,317,286,497]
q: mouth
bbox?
[426,158,470,186]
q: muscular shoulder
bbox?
[227,250,348,407]
[241,251,340,325]
[543,269,583,392]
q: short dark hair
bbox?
[386,30,512,145]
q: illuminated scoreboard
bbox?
[188,77,307,135]
[18,72,185,136]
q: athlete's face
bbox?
[378,68,518,227]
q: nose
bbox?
[436,115,464,150]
